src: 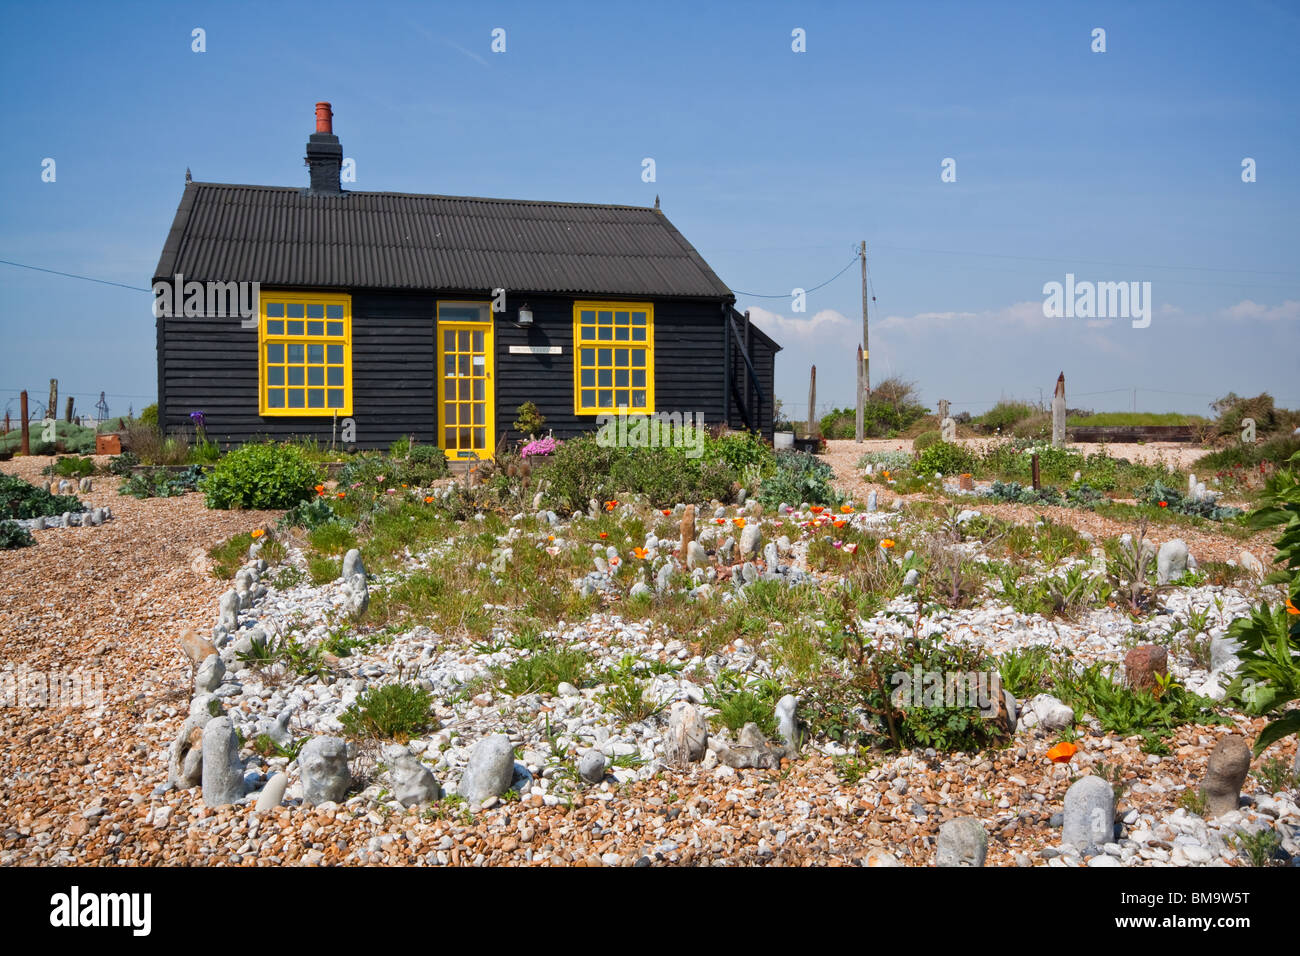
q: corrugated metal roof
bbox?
[154,183,734,299]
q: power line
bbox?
[730,252,861,299]
[0,258,151,293]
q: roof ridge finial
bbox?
[185,167,192,184]
[654,194,660,210]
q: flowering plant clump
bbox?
[521,436,561,457]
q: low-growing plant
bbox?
[0,519,35,550]
[338,683,435,741]
[0,473,81,520]
[494,649,590,697]
[757,450,843,507]
[202,442,323,510]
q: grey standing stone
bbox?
[763,542,779,568]
[936,817,988,866]
[194,653,226,693]
[167,713,210,789]
[1238,550,1265,579]
[1201,736,1251,818]
[32,516,45,531]
[775,694,799,751]
[345,573,369,615]
[384,744,442,807]
[218,590,239,631]
[629,580,651,599]
[578,748,607,784]
[664,702,708,766]
[79,477,92,492]
[58,479,72,495]
[459,734,515,804]
[655,562,674,594]
[718,536,735,562]
[200,716,245,808]
[1062,775,1115,854]
[867,490,878,512]
[298,736,351,806]
[902,568,919,588]
[686,540,708,571]
[738,523,762,561]
[254,772,288,812]
[1156,539,1189,585]
[342,548,366,582]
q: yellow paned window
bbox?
[258,293,352,416]
[573,301,654,414]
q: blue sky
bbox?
[1,0,1297,424]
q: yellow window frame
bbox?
[258,292,353,417]
[572,301,655,415]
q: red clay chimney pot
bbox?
[315,102,333,134]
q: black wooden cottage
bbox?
[153,103,779,456]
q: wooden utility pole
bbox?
[806,365,817,437]
[855,345,864,443]
[64,396,74,423]
[20,390,30,455]
[48,379,58,422]
[861,240,869,399]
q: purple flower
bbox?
[521,436,561,457]
[189,410,206,429]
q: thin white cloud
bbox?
[1222,299,1300,322]
[748,306,858,346]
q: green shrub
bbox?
[757,451,842,507]
[705,431,776,476]
[46,456,96,479]
[974,401,1037,433]
[403,444,449,484]
[544,434,736,511]
[108,452,140,477]
[281,496,344,531]
[857,450,911,473]
[0,474,81,520]
[201,442,322,510]
[0,520,35,549]
[139,404,159,427]
[339,683,435,741]
[913,430,941,452]
[513,401,547,437]
[916,441,976,476]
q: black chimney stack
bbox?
[305,102,342,194]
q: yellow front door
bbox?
[436,302,494,457]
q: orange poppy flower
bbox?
[632,546,649,559]
[662,509,672,516]
[840,505,854,514]
[424,496,434,504]
[810,506,825,514]
[882,470,890,480]
[1158,501,1168,508]
[833,519,847,529]
[715,518,725,525]
[605,500,618,511]
[336,492,345,499]
[599,532,608,539]
[250,529,265,539]
[733,517,746,529]
[315,484,325,495]
[1287,597,1300,616]
[1046,742,1077,764]
[880,538,895,549]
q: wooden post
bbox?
[806,365,817,438]
[1051,372,1066,447]
[64,396,74,423]
[1031,453,1041,491]
[20,391,30,455]
[48,379,57,422]
[860,240,869,399]
[855,345,864,443]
